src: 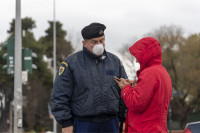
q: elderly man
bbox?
[51,22,127,133]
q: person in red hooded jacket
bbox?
[114,37,172,133]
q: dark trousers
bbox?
[73,117,119,133]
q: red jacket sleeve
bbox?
[121,71,156,112]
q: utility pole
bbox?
[53,0,57,132]
[14,0,23,132]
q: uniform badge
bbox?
[59,66,65,76]
[99,30,104,35]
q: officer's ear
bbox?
[83,39,87,47]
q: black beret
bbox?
[81,22,106,39]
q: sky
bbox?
[1,0,200,51]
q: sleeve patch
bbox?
[59,66,65,76]
[121,62,124,67]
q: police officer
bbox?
[51,22,127,133]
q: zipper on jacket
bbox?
[95,60,98,69]
[95,60,101,83]
[95,60,103,92]
[95,59,102,112]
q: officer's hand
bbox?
[62,126,73,133]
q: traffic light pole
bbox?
[14,0,23,132]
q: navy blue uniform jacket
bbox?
[51,47,127,128]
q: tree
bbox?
[38,21,74,68]
[0,45,14,132]
[174,34,200,125]
[7,17,36,35]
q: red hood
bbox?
[129,37,162,76]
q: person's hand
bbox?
[114,78,129,89]
[124,79,132,84]
[124,79,136,87]
[62,126,73,133]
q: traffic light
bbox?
[2,37,15,75]
[22,48,37,74]
[2,37,37,75]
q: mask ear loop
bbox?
[86,42,93,51]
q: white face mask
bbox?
[91,44,104,56]
[135,59,140,71]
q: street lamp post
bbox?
[53,0,57,132]
[14,0,23,132]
